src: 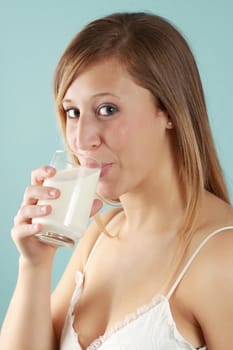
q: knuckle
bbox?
[10,226,17,240]
[13,214,19,226]
[31,168,39,182]
[23,186,38,204]
[17,204,31,221]
[31,166,54,184]
[21,204,31,219]
[24,185,32,198]
[13,206,24,225]
[31,168,43,184]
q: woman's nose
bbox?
[75,114,101,151]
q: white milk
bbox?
[33,166,100,240]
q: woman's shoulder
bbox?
[178,194,233,339]
[173,199,233,346]
[189,223,233,346]
[193,191,233,248]
[189,192,233,287]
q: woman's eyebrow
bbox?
[62,92,120,104]
[91,92,120,99]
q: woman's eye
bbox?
[98,105,118,116]
[65,108,80,119]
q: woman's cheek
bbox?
[66,124,76,150]
[109,123,130,151]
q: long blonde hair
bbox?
[53,12,230,240]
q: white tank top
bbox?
[60,225,233,350]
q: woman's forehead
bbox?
[62,59,143,102]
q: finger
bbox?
[31,166,56,186]
[90,199,103,217]
[14,204,52,225]
[11,222,42,241]
[22,185,60,205]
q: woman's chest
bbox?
[72,266,165,348]
[62,281,204,350]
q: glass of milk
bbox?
[33,150,101,247]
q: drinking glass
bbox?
[33,150,101,247]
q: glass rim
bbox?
[50,149,102,169]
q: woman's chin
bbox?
[96,184,121,205]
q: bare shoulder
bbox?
[203,191,233,226]
[192,193,233,293]
[193,194,233,277]
[183,198,233,348]
[51,207,122,341]
[194,227,233,348]
[174,194,233,348]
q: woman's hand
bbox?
[11,166,60,266]
[11,165,103,266]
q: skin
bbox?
[1,59,233,350]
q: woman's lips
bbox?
[100,163,113,177]
[77,155,114,177]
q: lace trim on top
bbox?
[69,271,206,350]
[86,294,165,350]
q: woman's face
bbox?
[62,59,172,200]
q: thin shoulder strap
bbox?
[166,225,233,299]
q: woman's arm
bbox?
[0,166,60,350]
[0,160,108,350]
[0,257,57,350]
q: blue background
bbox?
[1,0,233,324]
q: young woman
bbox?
[1,12,233,350]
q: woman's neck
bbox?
[119,171,185,236]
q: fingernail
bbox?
[48,189,57,197]
[40,205,47,213]
[32,223,40,231]
[45,166,53,173]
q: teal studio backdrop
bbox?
[0,0,233,325]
